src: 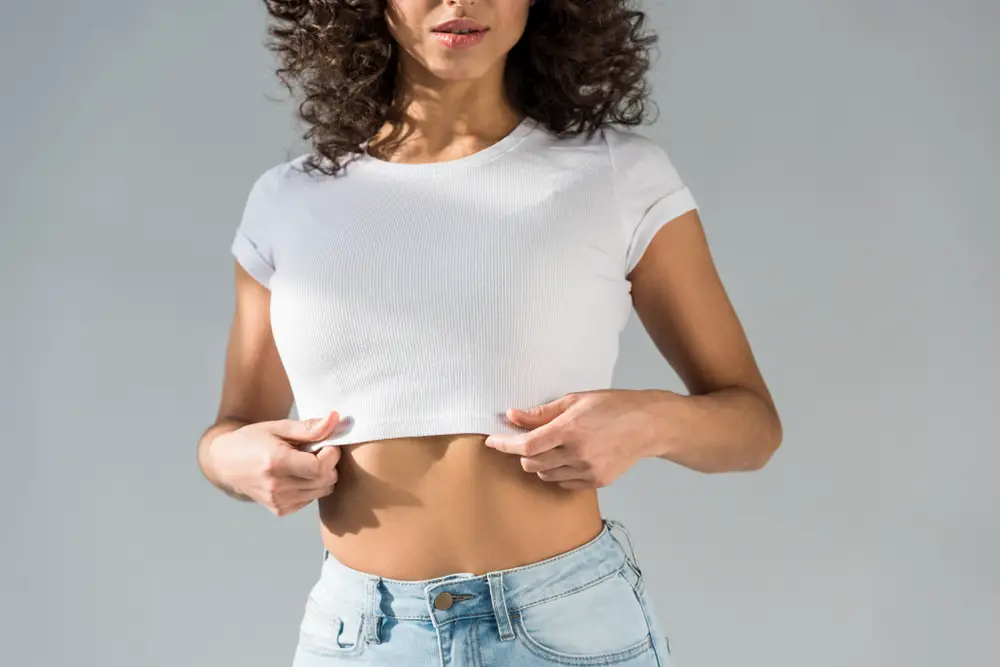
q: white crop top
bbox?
[230,117,697,449]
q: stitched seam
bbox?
[604,128,628,276]
[434,610,507,626]
[372,526,610,587]
[474,617,482,667]
[511,611,654,666]
[369,560,622,621]
[509,566,620,613]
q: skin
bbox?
[198,0,782,581]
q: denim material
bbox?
[291,517,674,666]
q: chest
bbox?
[267,170,632,374]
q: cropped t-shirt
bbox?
[230,117,698,450]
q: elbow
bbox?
[744,441,779,471]
[744,412,783,471]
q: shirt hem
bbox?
[301,414,531,451]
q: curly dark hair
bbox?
[262,0,659,176]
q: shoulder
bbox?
[599,125,679,177]
[534,123,678,177]
[247,152,314,198]
[235,152,315,243]
[599,123,652,148]
[595,125,697,275]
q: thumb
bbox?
[507,396,571,425]
[271,410,340,442]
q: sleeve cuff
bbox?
[626,186,698,276]
[231,231,274,289]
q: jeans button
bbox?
[433,591,453,610]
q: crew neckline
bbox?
[357,116,539,173]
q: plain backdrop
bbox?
[3,1,998,665]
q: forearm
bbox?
[641,387,782,473]
[198,418,254,502]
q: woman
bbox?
[197,0,782,665]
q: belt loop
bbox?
[487,571,514,641]
[606,518,644,581]
[363,575,382,645]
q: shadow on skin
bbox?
[316,431,605,579]
[318,430,579,539]
[318,434,455,536]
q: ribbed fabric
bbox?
[230,118,697,449]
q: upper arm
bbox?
[216,166,294,425]
[629,209,773,410]
[609,128,774,406]
[216,263,294,425]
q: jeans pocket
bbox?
[295,581,366,659]
[510,568,655,665]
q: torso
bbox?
[317,433,603,580]
[288,126,621,579]
[236,123,690,580]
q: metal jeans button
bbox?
[433,591,453,610]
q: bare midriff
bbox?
[317,433,604,581]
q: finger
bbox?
[267,479,337,515]
[518,447,577,474]
[269,410,340,443]
[272,440,340,483]
[285,465,338,490]
[507,394,577,427]
[271,499,313,517]
[557,479,595,491]
[273,447,331,480]
[485,427,563,458]
[535,465,587,483]
[312,446,341,480]
[315,444,342,465]
[284,483,337,506]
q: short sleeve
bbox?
[230,165,281,289]
[605,127,698,276]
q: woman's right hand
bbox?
[206,410,343,516]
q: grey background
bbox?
[3,0,997,665]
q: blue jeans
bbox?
[291,517,674,666]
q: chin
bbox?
[425,61,494,82]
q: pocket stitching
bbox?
[511,610,653,666]
[513,567,620,614]
[298,595,366,657]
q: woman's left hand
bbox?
[484,389,665,490]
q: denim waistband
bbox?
[314,517,644,645]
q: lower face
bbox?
[386,0,532,82]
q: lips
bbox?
[431,17,488,49]
[431,17,488,35]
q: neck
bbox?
[369,57,523,163]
